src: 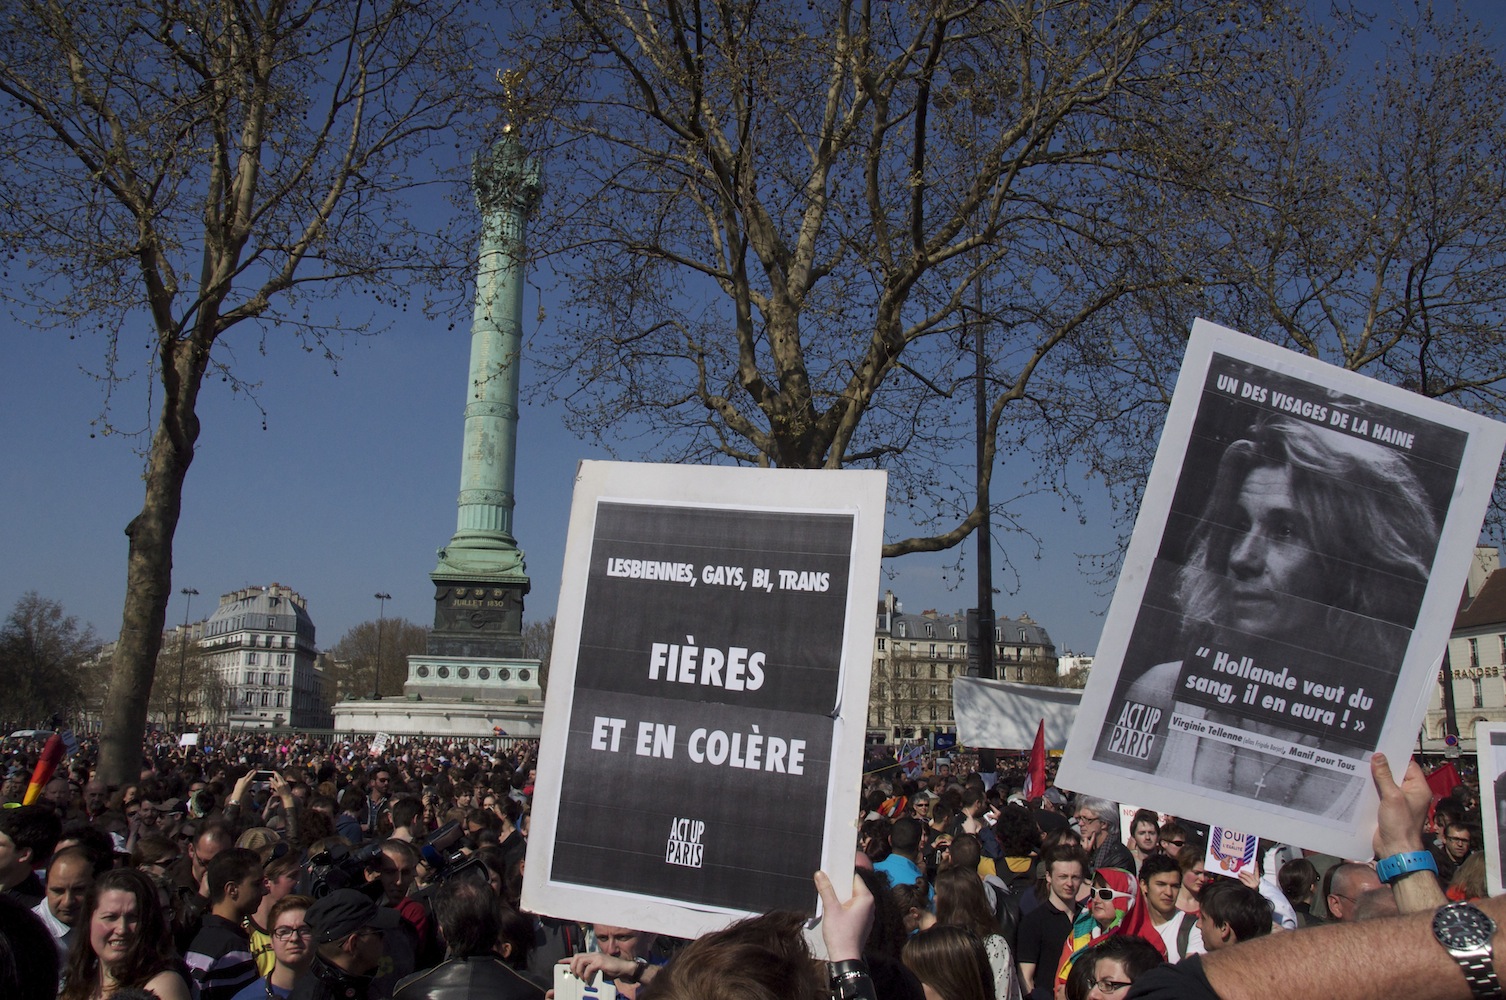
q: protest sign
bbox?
[1119,804,1138,848]
[1205,825,1258,877]
[900,746,925,778]
[370,732,390,757]
[1479,725,1506,897]
[1057,319,1506,858]
[522,461,886,939]
[178,733,199,747]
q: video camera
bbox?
[299,840,387,899]
[416,820,486,885]
[300,821,484,899]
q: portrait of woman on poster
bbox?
[1112,411,1442,817]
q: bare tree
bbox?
[512,1,1506,570]
[147,630,210,730]
[522,617,555,695]
[509,0,1290,557]
[1023,5,1506,534]
[329,619,431,701]
[200,672,232,728]
[0,1,493,783]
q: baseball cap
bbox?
[1042,788,1068,806]
[305,888,401,943]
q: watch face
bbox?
[1435,902,1497,949]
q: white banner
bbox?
[952,676,1081,749]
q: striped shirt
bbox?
[186,914,258,1000]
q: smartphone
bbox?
[251,770,276,790]
[553,966,617,1000]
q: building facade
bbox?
[199,584,331,729]
[1424,546,1506,752]
[868,591,1058,742]
[1056,654,1094,680]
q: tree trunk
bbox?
[96,344,204,787]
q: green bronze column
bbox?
[428,135,542,659]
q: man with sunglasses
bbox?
[1157,822,1189,860]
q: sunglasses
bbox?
[1091,887,1130,901]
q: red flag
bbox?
[1023,719,1047,800]
[1426,761,1463,800]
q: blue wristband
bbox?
[1376,850,1438,884]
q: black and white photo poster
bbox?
[1057,319,1506,858]
[1479,725,1506,898]
[522,462,886,938]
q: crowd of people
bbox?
[0,731,557,1000]
[0,731,1500,1000]
[847,751,1497,1000]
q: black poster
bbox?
[550,500,855,913]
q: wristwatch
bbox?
[1432,900,1503,998]
[623,956,650,983]
[829,959,872,1000]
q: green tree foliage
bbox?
[0,0,494,783]
[0,593,98,728]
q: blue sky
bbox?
[2,256,1120,657]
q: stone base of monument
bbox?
[329,653,544,738]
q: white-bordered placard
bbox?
[1479,724,1506,897]
[522,461,886,939]
[1057,319,1506,858]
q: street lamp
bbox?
[372,592,392,700]
[174,587,199,733]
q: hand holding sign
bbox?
[815,870,874,963]
[1371,752,1432,859]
